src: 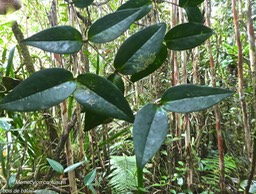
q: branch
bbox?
[11,21,35,74]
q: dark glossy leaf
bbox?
[84,111,112,131]
[179,0,204,7]
[72,0,93,8]
[161,85,233,113]
[133,104,168,169]
[185,6,203,23]
[117,0,152,20]
[0,68,76,111]
[22,26,83,54]
[88,8,143,43]
[74,73,134,122]
[2,77,21,91]
[114,23,166,75]
[83,73,123,131]
[131,44,167,82]
[165,23,213,50]
[107,73,125,94]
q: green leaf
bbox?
[72,0,93,8]
[64,160,85,173]
[161,85,233,113]
[107,73,125,94]
[88,8,143,43]
[184,6,203,23]
[74,73,134,122]
[8,174,16,188]
[22,26,83,54]
[114,23,166,75]
[34,190,59,194]
[47,158,64,174]
[117,0,152,20]
[0,68,76,112]
[2,77,21,91]
[0,117,12,131]
[131,44,167,82]
[133,104,168,169]
[83,73,123,131]
[84,169,96,186]
[6,46,16,77]
[165,23,213,50]
[84,111,112,131]
[179,0,205,7]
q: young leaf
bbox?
[179,0,205,7]
[74,73,134,122]
[46,158,64,174]
[184,6,203,23]
[72,0,93,8]
[114,23,166,75]
[165,23,213,50]
[0,68,76,112]
[130,44,167,82]
[133,104,168,169]
[84,169,96,186]
[88,8,143,43]
[161,85,234,113]
[64,161,85,173]
[117,0,152,20]
[22,26,83,54]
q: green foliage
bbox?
[22,26,83,54]
[108,156,139,193]
[179,0,205,7]
[46,158,64,174]
[184,6,204,23]
[0,68,76,111]
[165,23,213,50]
[130,44,167,82]
[161,85,233,113]
[72,0,94,8]
[88,8,144,43]
[34,189,59,194]
[117,0,152,20]
[114,23,166,75]
[0,0,238,193]
[198,155,238,192]
[74,73,134,122]
[133,104,168,169]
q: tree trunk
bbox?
[245,0,256,191]
[205,0,225,190]
[231,0,252,157]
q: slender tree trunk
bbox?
[231,0,252,157]
[245,0,256,192]
[205,0,225,190]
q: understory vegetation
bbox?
[0,0,255,193]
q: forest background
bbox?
[0,0,255,193]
